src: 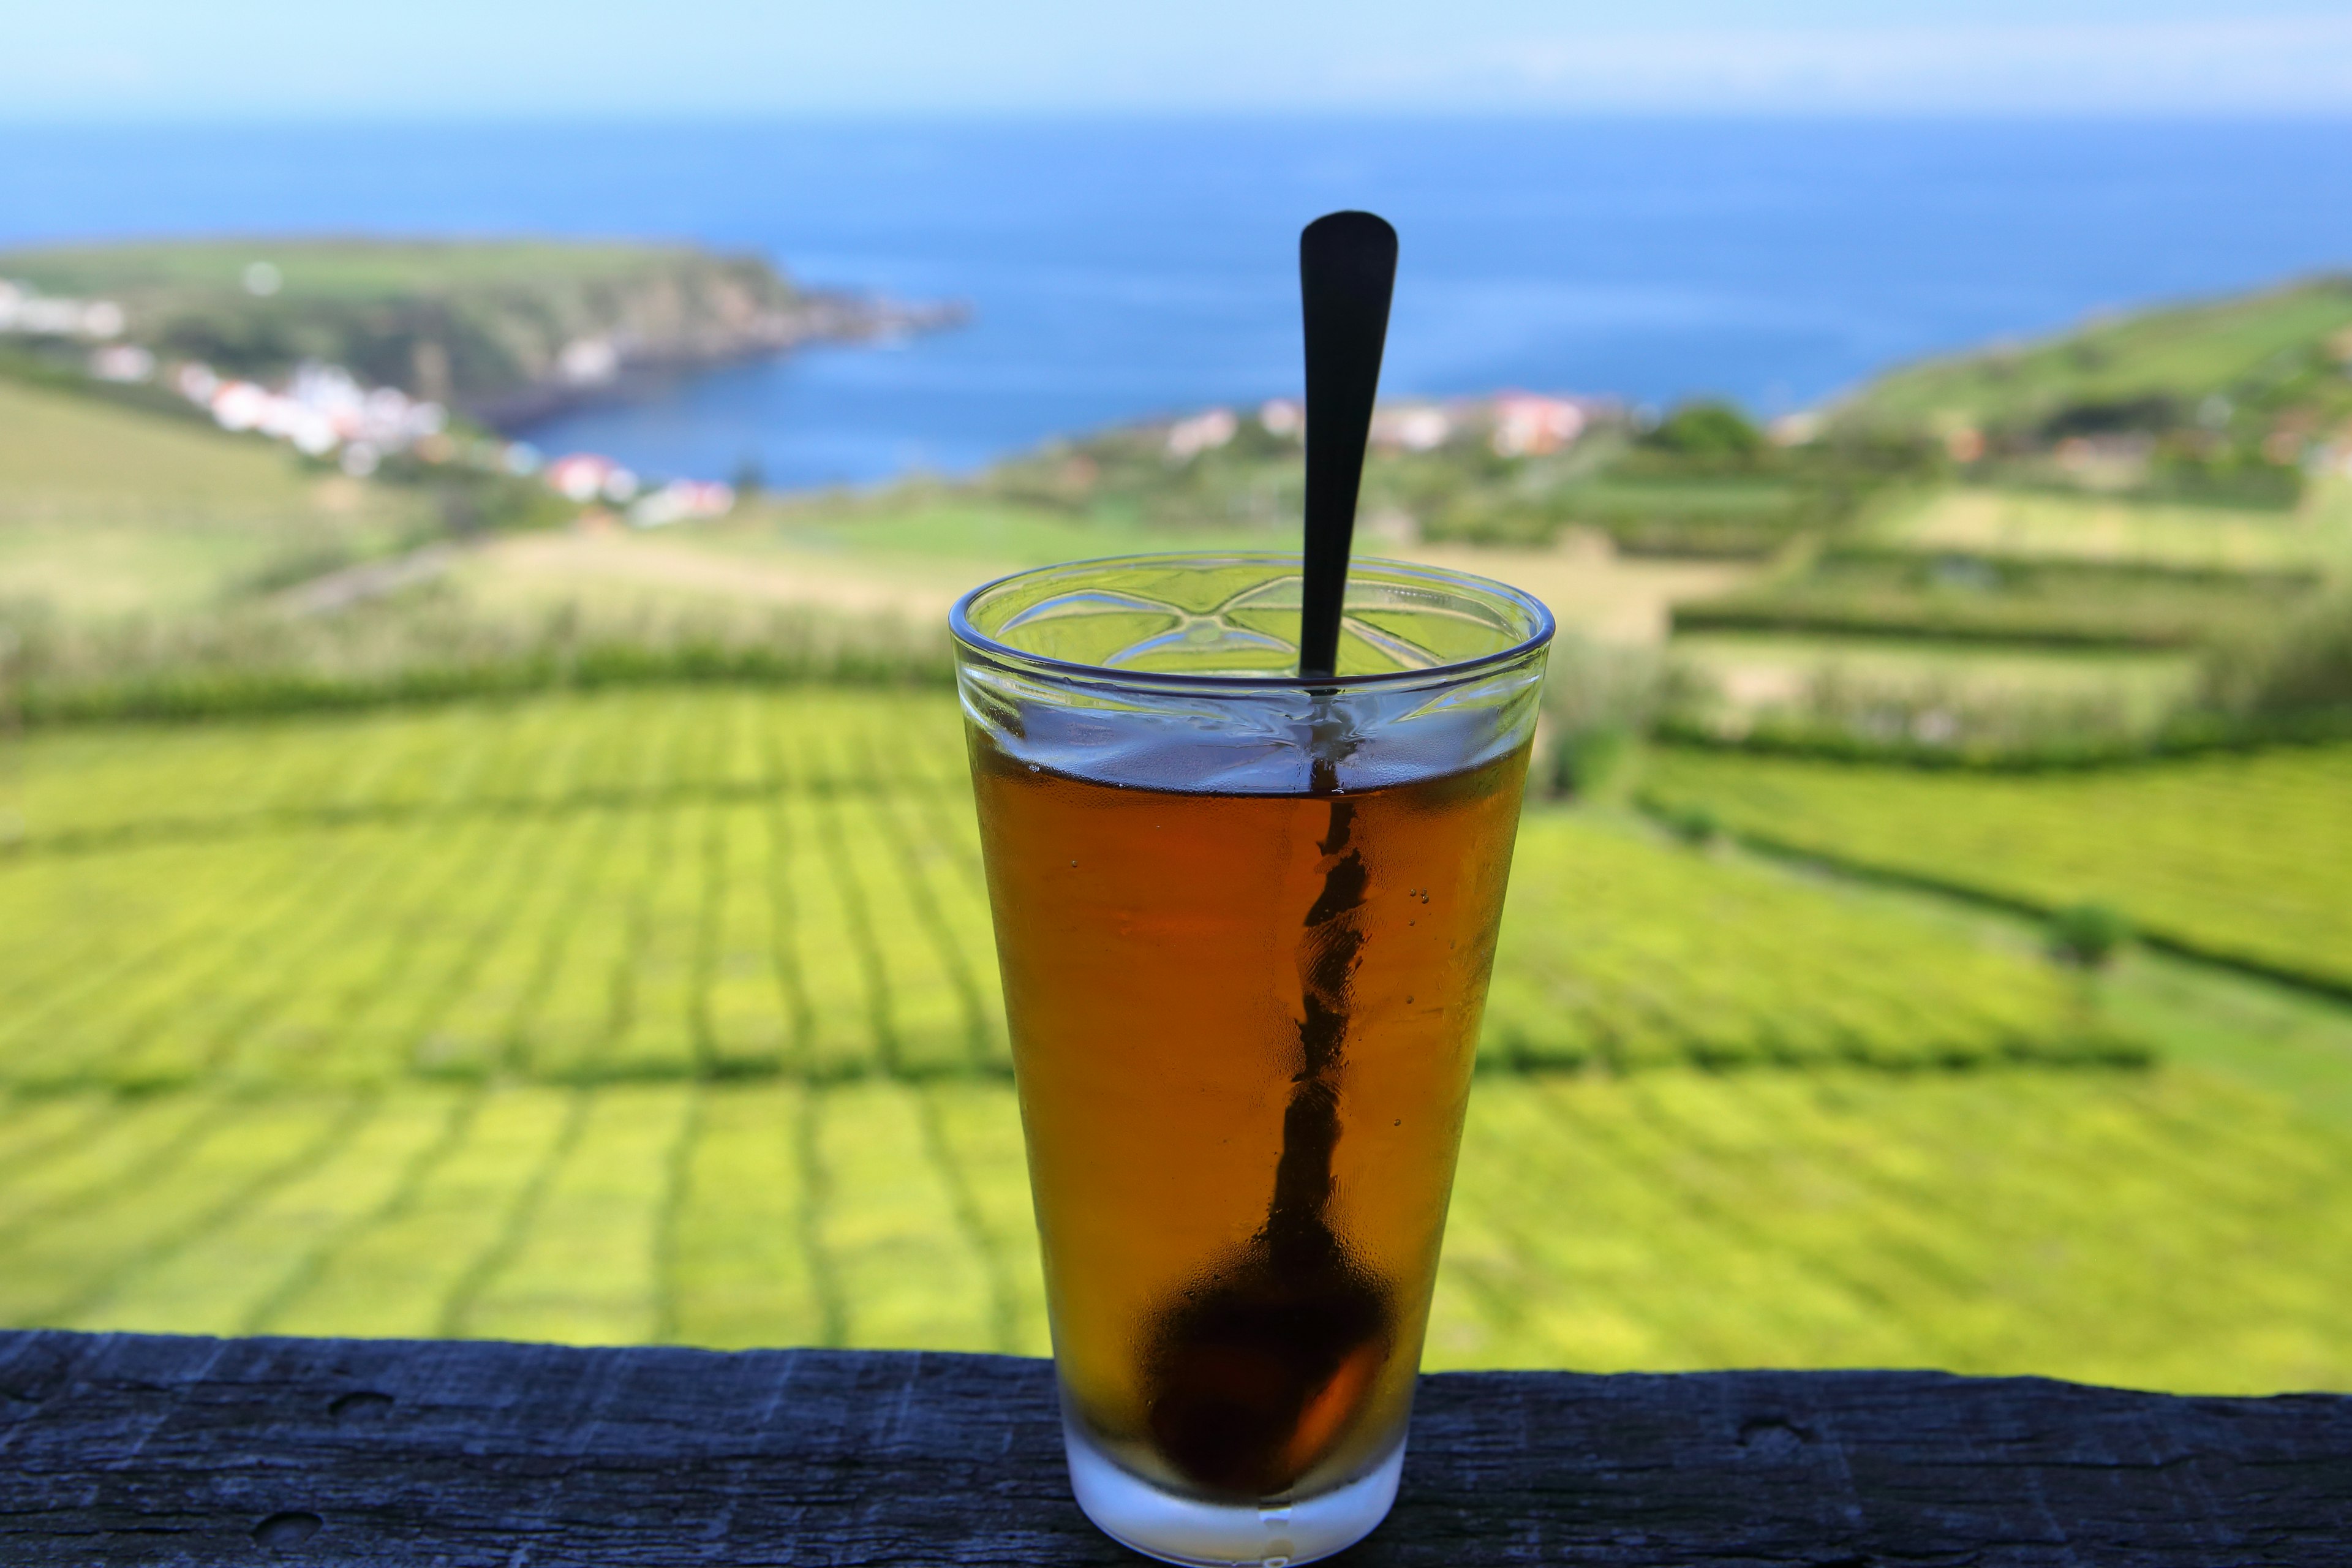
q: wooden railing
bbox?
[1,1330,2344,1563]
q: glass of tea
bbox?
[952,552,1551,1567]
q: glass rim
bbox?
[949,551,1557,693]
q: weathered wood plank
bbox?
[0,1330,2345,1565]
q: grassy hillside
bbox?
[5,265,2345,764]
[1838,275,2352,440]
[0,368,1766,722]
[1674,546,2326,650]
[0,376,434,617]
[1664,632,2203,765]
[1654,478,2352,756]
[2,238,809,414]
[1651,279,2352,756]
[974,405,1937,560]
[1871,484,2352,570]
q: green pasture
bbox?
[1642,743,2352,994]
[1871,483,2352,572]
[1670,633,2201,736]
[1430,471,1828,557]
[1654,482,2351,756]
[0,377,429,616]
[5,686,2352,1391]
[1,238,801,410]
[1838,276,2352,434]
[744,492,1276,567]
[1674,545,2323,650]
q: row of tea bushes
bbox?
[0,690,2130,1088]
[1640,742,2352,995]
[1485,816,2138,1072]
[3,1069,2346,1393]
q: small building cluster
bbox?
[0,279,126,341]
[176,361,452,476]
[1160,392,1611,462]
[1487,394,1589,457]
[5,275,738,522]
[545,451,640,503]
[1370,403,1453,452]
[542,452,736,526]
[1163,407,1239,461]
[625,479,738,527]
[163,350,739,520]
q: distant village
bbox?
[5,271,1746,523]
[0,276,736,527]
[1185,390,1607,462]
[7,265,1621,523]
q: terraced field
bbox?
[4,687,2350,1390]
[1873,485,2352,572]
[0,1068,2344,1391]
[4,688,2127,1084]
[1642,744,2352,994]
[1671,547,2323,649]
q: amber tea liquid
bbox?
[971,728,1529,1503]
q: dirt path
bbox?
[281,543,467,614]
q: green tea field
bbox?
[3,1069,2345,1392]
[5,688,2131,1085]
[1642,743,2352,993]
[6,686,2351,1393]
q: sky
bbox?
[7,1,2350,119]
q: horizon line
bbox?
[8,106,2352,129]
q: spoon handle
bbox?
[1298,211,1398,680]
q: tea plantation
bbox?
[5,688,2130,1085]
[4,687,2350,1392]
[1641,744,2352,993]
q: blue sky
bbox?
[8,1,2350,119]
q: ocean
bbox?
[4,117,2350,487]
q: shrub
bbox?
[1539,636,1705,797]
[2144,443,2304,510]
[1663,802,1724,847]
[1547,725,1629,799]
[2205,591,2352,721]
[1643,401,1765,459]
[2046,902,2133,968]
[0,593,954,726]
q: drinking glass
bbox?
[952,553,1552,1566]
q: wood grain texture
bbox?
[0,1330,2346,1565]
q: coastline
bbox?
[472,290,971,430]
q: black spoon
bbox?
[1142,212,1400,1499]
[1297,209,1398,681]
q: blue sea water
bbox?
[3,118,2350,487]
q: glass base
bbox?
[1061,1419,1406,1567]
